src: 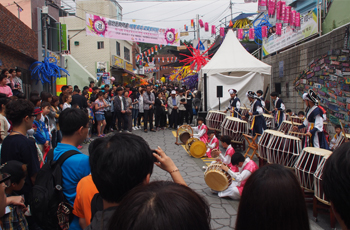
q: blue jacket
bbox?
[33,120,50,144]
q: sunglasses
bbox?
[0,173,11,188]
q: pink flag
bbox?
[220,27,225,37]
[290,10,296,28]
[258,0,267,12]
[199,19,204,28]
[268,0,276,18]
[276,1,282,21]
[284,6,291,25]
[237,29,244,40]
[281,1,286,22]
[276,23,282,36]
[204,22,209,32]
[295,12,301,30]
[249,28,255,41]
[261,26,267,39]
[211,25,216,35]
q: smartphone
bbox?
[152,150,160,162]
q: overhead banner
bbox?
[86,13,180,46]
[262,8,319,57]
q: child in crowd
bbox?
[298,111,305,120]
[33,108,50,159]
[286,109,294,120]
[0,161,29,230]
[329,125,343,150]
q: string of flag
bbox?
[184,19,222,37]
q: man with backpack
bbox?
[32,108,90,230]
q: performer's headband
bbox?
[228,89,237,95]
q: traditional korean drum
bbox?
[210,149,221,158]
[257,130,284,161]
[263,114,275,129]
[221,117,248,143]
[185,138,206,158]
[290,116,304,124]
[294,147,332,191]
[314,154,331,205]
[277,121,293,134]
[204,163,232,191]
[267,134,302,169]
[240,107,250,117]
[332,132,350,150]
[206,111,226,131]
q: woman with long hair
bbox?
[94,92,108,137]
[235,164,310,230]
[62,94,72,111]
[0,74,13,97]
[49,96,62,148]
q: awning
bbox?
[111,66,135,76]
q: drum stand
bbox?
[313,196,336,229]
[243,134,260,160]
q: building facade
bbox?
[59,0,133,87]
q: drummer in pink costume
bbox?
[218,152,258,200]
[215,135,237,172]
[192,117,208,143]
[206,130,219,158]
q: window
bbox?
[116,41,120,56]
[97,41,104,49]
[124,47,130,61]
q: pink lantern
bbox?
[290,10,296,28]
[276,23,282,36]
[204,22,209,32]
[220,27,225,37]
[211,25,216,35]
[199,19,204,28]
[284,6,291,25]
[268,0,276,18]
[237,29,244,40]
[295,12,301,30]
[281,1,286,22]
[261,26,267,39]
[258,0,267,12]
[249,28,255,41]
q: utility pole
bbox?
[230,0,233,20]
[196,14,200,48]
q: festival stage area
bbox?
[80,129,337,230]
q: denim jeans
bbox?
[132,109,139,127]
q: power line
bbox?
[123,2,166,15]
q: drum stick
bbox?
[339,122,348,141]
[288,131,308,136]
[230,108,242,118]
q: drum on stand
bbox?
[204,163,232,191]
[258,130,284,161]
[221,117,248,143]
[277,121,294,134]
[333,132,350,150]
[240,107,250,117]
[290,116,304,124]
[185,138,206,158]
[314,154,331,205]
[294,147,332,191]
[267,134,302,169]
[206,111,226,131]
[263,114,275,129]
[176,125,193,145]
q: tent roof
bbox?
[202,29,271,75]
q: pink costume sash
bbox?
[237,160,259,195]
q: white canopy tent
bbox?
[201,29,271,111]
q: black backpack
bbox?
[31,149,79,230]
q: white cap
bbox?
[302,93,309,101]
[171,90,176,94]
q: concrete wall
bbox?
[322,0,350,34]
[63,55,96,88]
[263,23,349,114]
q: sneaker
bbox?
[78,145,83,149]
[135,126,139,130]
[202,166,208,170]
[132,127,136,130]
[138,126,141,129]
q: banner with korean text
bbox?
[86,13,180,46]
[262,8,319,57]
